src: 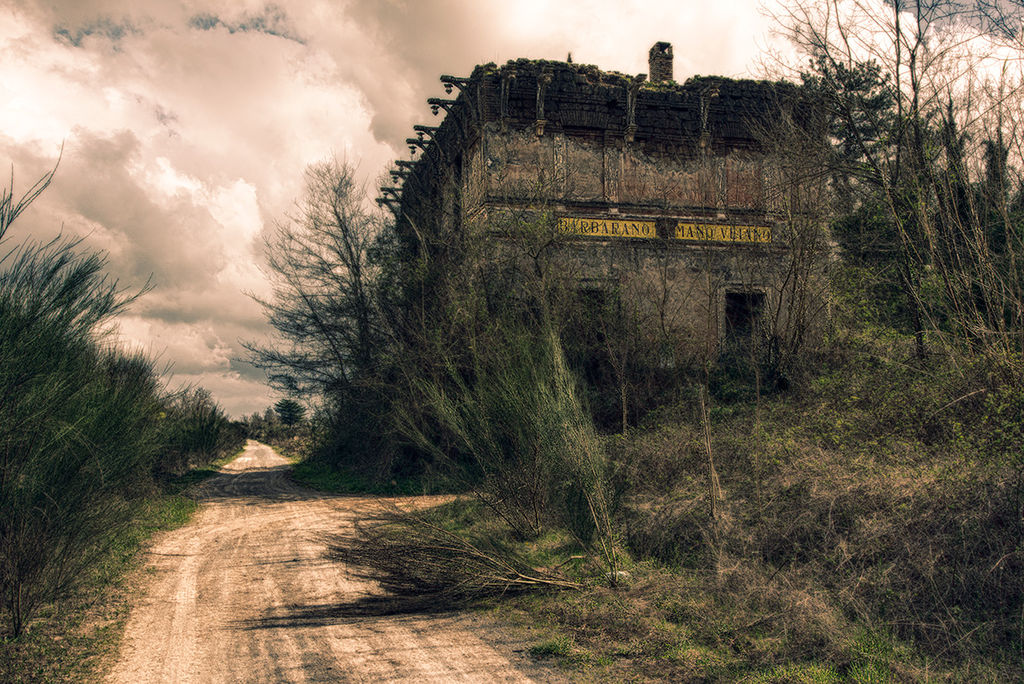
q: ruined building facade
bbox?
[381,44,828,364]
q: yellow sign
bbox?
[558,217,656,239]
[674,222,772,244]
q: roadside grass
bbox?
[289,457,422,495]
[484,516,1012,682]
[156,445,245,495]
[285,444,453,496]
[0,450,242,683]
[490,562,930,682]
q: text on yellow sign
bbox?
[557,217,656,239]
[674,222,772,243]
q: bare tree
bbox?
[767,0,1024,363]
[246,158,383,399]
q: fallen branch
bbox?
[322,510,583,608]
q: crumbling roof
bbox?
[382,55,807,214]
[467,58,802,147]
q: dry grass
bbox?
[598,348,1024,679]
[323,340,1023,680]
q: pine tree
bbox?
[273,398,305,426]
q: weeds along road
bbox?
[108,440,555,683]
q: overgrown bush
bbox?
[612,342,1024,668]
[398,320,615,560]
[0,168,241,638]
[0,170,164,637]
[156,387,245,476]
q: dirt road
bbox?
[108,441,556,683]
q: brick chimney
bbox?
[649,42,673,83]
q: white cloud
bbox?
[1,0,777,415]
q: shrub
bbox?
[273,398,306,426]
[399,321,613,547]
[156,387,243,476]
[0,170,164,636]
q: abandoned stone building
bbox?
[379,43,828,363]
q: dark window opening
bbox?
[725,291,765,337]
[578,286,608,317]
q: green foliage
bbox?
[398,319,614,554]
[273,398,305,426]
[613,333,1024,670]
[239,406,281,442]
[746,663,841,683]
[156,387,244,476]
[0,481,206,682]
[800,58,895,195]
[0,168,239,638]
[529,635,573,657]
[0,172,166,637]
[968,382,1024,465]
[788,4,1024,361]
[289,456,433,495]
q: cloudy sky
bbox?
[0,0,779,416]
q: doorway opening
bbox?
[724,290,765,338]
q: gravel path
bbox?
[107,440,555,683]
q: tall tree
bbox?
[246,158,382,399]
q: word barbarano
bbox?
[558,217,656,239]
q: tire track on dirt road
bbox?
[108,440,558,683]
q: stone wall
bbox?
[474,125,771,212]
[466,210,827,363]
[393,49,826,357]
